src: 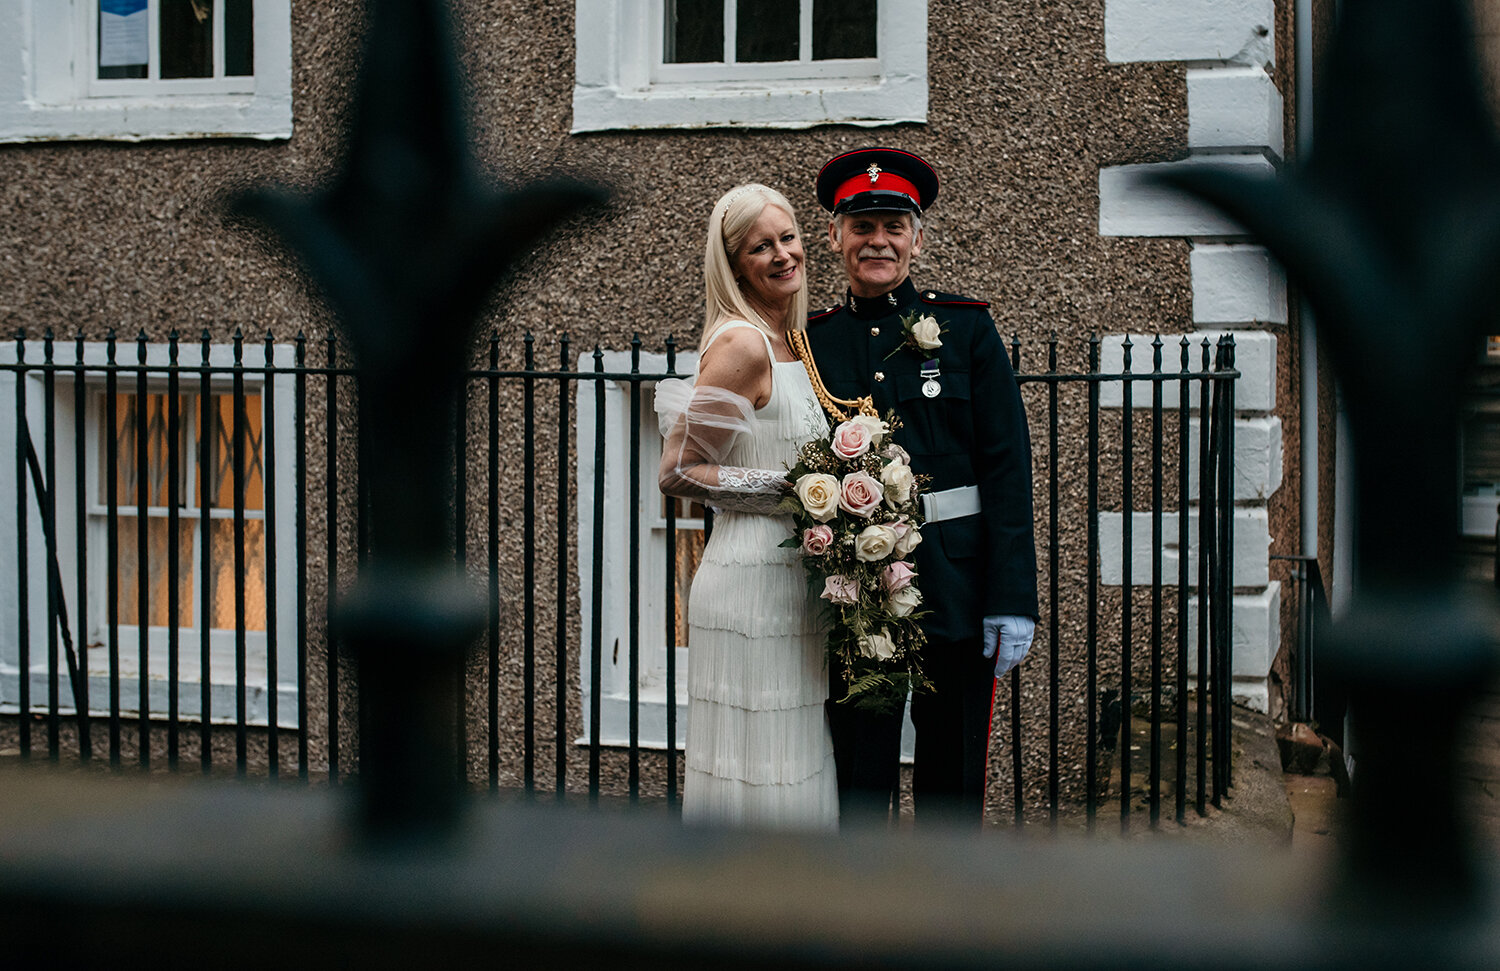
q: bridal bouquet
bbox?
[780,413,931,712]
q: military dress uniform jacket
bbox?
[806,278,1039,644]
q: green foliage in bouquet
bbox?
[779,411,933,713]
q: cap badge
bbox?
[866,162,882,184]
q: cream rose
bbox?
[888,585,923,618]
[848,414,888,447]
[860,629,897,660]
[880,460,915,508]
[839,472,884,518]
[820,575,859,606]
[794,473,840,522]
[892,521,923,557]
[911,314,943,351]
[854,524,898,562]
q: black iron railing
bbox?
[1,326,1239,828]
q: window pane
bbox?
[197,394,265,512]
[161,0,215,79]
[813,0,876,60]
[115,517,196,627]
[737,0,800,62]
[103,394,188,508]
[98,0,149,79]
[673,529,706,647]
[225,0,254,76]
[208,518,267,631]
[664,0,724,63]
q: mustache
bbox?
[858,246,897,259]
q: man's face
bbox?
[828,211,923,298]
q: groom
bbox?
[805,147,1039,825]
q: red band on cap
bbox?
[833,171,921,208]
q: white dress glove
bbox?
[981,615,1036,678]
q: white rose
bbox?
[860,630,897,660]
[911,314,943,351]
[893,522,923,557]
[888,585,923,618]
[848,413,889,447]
[794,473,840,522]
[880,461,914,508]
[854,524,898,562]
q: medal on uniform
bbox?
[921,358,941,397]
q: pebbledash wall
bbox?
[1097,0,1288,713]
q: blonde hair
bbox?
[701,183,809,346]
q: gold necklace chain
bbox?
[788,328,877,422]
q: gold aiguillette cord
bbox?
[788,329,878,422]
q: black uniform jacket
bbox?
[806,277,1039,643]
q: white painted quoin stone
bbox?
[1105,0,1276,66]
[1097,330,1276,413]
[1187,415,1284,503]
[1188,66,1285,158]
[1191,244,1288,326]
[1098,156,1275,238]
[1186,582,1282,687]
[1098,508,1273,589]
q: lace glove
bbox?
[656,377,791,515]
[982,614,1036,678]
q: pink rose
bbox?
[820,575,859,606]
[802,525,834,556]
[839,471,884,518]
[830,419,874,460]
[882,561,916,593]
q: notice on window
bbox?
[99,0,149,69]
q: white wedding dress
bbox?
[656,321,838,830]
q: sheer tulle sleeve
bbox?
[655,377,788,514]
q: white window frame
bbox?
[0,0,292,143]
[572,0,928,132]
[577,351,700,749]
[0,340,300,727]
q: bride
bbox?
[656,184,838,829]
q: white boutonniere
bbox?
[886,309,947,360]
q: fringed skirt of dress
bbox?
[681,358,837,830]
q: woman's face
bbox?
[732,205,804,313]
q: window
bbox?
[577,353,703,748]
[0,0,291,142]
[0,340,299,726]
[572,0,928,132]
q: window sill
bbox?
[0,94,292,144]
[571,73,926,133]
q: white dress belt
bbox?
[922,484,981,523]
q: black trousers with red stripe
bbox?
[827,636,996,827]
